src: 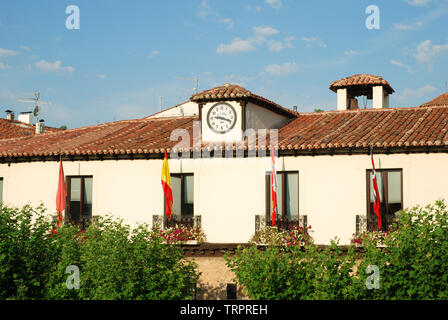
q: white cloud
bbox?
[216,25,293,55]
[301,37,327,48]
[344,50,358,56]
[251,25,279,46]
[265,0,282,9]
[391,60,414,74]
[267,39,293,52]
[35,60,74,75]
[267,40,285,52]
[406,0,433,6]
[19,45,31,51]
[394,23,414,30]
[254,25,279,36]
[246,5,262,12]
[216,38,256,55]
[394,21,423,30]
[96,74,107,80]
[394,85,437,103]
[264,62,298,77]
[0,62,6,69]
[413,40,448,69]
[0,48,20,58]
[147,50,160,59]
[218,18,234,29]
[223,74,252,86]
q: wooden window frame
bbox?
[170,173,194,217]
[265,171,300,224]
[365,168,403,231]
[66,175,93,228]
[163,173,194,228]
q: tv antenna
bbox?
[175,76,199,94]
[17,92,51,122]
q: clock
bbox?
[206,102,237,134]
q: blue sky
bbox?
[0,0,448,128]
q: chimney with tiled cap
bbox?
[329,74,394,110]
[35,119,45,134]
[5,110,14,121]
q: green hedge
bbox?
[0,204,200,300]
[226,199,448,300]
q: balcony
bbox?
[256,214,307,232]
[152,214,202,229]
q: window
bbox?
[366,169,402,231]
[166,173,194,222]
[265,171,299,226]
[66,176,93,229]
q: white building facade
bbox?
[1,78,447,245]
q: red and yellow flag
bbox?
[161,150,173,220]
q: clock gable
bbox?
[192,83,298,143]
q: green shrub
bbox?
[226,239,357,300]
[0,204,200,300]
[354,199,448,299]
[228,199,448,300]
[0,204,57,299]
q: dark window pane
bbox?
[285,173,298,218]
[183,175,194,217]
[82,177,93,217]
[171,176,181,218]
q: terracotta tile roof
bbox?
[0,119,61,140]
[190,83,298,118]
[420,92,448,107]
[277,105,448,151]
[0,105,446,160]
[0,116,197,158]
[329,74,395,94]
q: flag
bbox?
[270,143,278,226]
[371,154,382,230]
[53,160,67,234]
[161,150,173,220]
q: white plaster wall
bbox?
[0,153,446,245]
[337,88,348,111]
[373,86,384,109]
[245,102,289,130]
[148,101,198,118]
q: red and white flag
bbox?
[52,160,67,234]
[370,155,382,230]
[270,143,278,226]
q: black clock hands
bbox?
[215,116,231,123]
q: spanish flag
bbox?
[161,150,173,220]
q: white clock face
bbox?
[206,103,237,134]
